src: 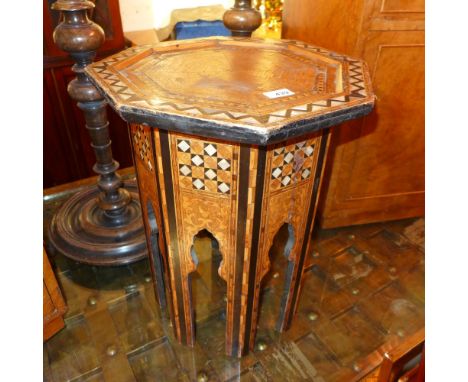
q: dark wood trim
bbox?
[230,145,251,356]
[242,146,267,354]
[148,125,176,324]
[118,102,373,146]
[286,129,330,328]
[159,129,188,344]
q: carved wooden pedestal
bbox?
[85,37,375,357]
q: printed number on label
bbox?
[263,88,295,99]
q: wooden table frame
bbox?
[131,124,330,357]
[85,37,374,357]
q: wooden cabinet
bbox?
[283,0,425,228]
[43,249,67,341]
[43,0,133,188]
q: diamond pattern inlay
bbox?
[284,152,294,164]
[304,146,314,157]
[132,125,153,172]
[179,164,192,176]
[193,178,205,190]
[301,168,311,179]
[217,182,230,194]
[175,137,232,195]
[270,138,316,191]
[281,176,292,186]
[272,167,282,179]
[205,169,217,180]
[217,158,231,171]
[204,143,217,157]
[177,139,190,152]
[191,155,204,167]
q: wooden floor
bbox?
[43,176,424,382]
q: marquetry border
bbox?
[85,37,374,132]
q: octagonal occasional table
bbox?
[85,37,375,357]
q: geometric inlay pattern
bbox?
[132,124,153,172]
[270,138,315,191]
[175,138,232,195]
[85,37,375,142]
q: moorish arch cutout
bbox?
[188,228,227,326]
[146,200,167,310]
[275,223,297,331]
[257,222,297,332]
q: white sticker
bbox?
[263,88,295,99]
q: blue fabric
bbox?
[174,20,231,40]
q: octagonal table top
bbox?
[86,37,375,145]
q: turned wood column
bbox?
[48,1,154,276]
[52,0,130,218]
[223,0,262,37]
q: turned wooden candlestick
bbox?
[48,0,148,267]
[223,0,262,37]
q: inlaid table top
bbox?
[86,37,375,145]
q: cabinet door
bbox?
[320,30,425,227]
[282,0,366,56]
[283,0,425,228]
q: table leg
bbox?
[152,129,244,348]
[130,124,171,312]
[133,126,330,357]
[238,131,331,354]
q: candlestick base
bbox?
[49,180,147,266]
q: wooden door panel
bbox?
[379,0,425,13]
[282,0,425,227]
[282,0,366,55]
[367,0,425,31]
[321,31,424,227]
[350,34,425,196]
